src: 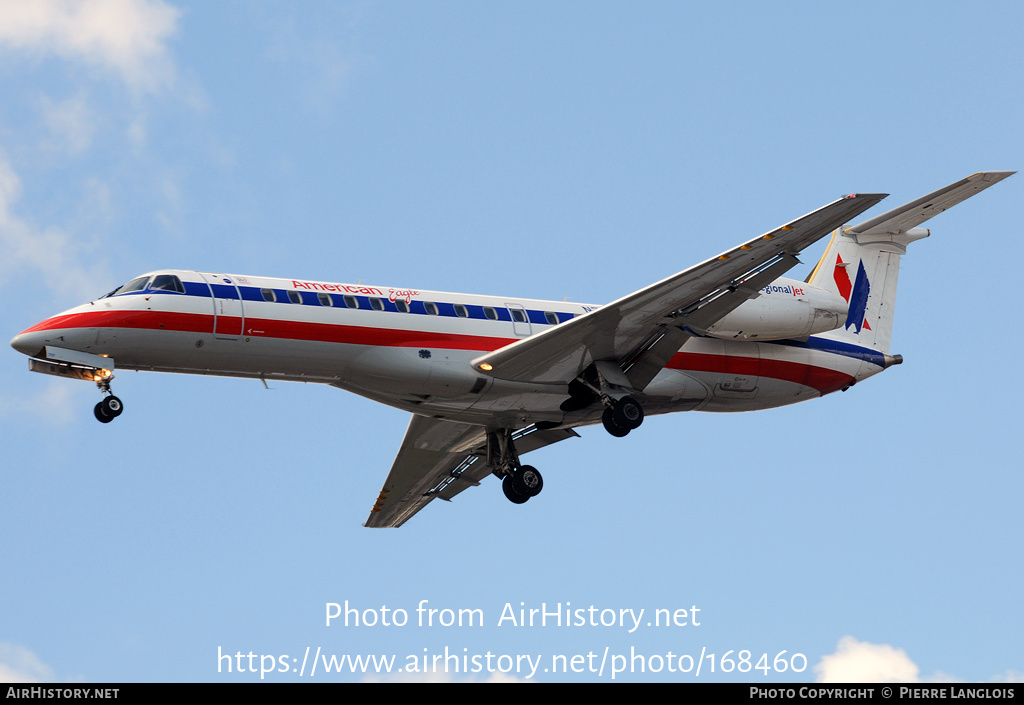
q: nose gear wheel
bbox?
[94,395,124,423]
[92,373,125,424]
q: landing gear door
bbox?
[199,272,245,339]
[506,303,532,337]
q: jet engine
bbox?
[703,279,847,341]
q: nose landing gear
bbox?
[94,395,124,423]
[92,372,124,424]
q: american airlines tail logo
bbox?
[833,255,871,333]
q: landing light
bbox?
[479,363,493,371]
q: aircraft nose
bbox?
[10,330,46,358]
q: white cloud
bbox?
[0,643,55,683]
[814,636,1023,685]
[0,0,180,93]
[815,636,920,683]
[0,3,185,301]
[0,153,110,301]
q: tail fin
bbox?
[806,228,919,353]
[807,171,1014,353]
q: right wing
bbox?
[470,192,888,391]
[364,415,579,528]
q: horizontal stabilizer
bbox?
[848,171,1014,239]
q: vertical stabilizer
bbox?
[806,228,924,353]
[806,171,1014,354]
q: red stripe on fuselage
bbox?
[666,352,854,395]
[250,316,519,350]
[21,309,518,351]
[19,310,211,335]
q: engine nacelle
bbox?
[704,278,847,341]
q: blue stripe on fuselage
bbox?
[127,281,578,324]
[766,336,887,367]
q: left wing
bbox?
[364,415,578,528]
[470,192,887,390]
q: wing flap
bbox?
[471,192,887,387]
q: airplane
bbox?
[10,172,1013,527]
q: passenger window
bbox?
[262,288,277,302]
[370,298,384,311]
[288,291,302,304]
[395,300,409,313]
[484,307,498,321]
[454,304,468,318]
[318,293,333,306]
[343,295,359,309]
[510,308,527,323]
[544,312,559,325]
[424,302,439,315]
[150,274,185,293]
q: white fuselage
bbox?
[11,269,889,430]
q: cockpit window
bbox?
[149,274,185,293]
[118,276,151,294]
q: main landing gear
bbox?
[502,466,543,504]
[488,429,544,505]
[563,366,646,438]
[92,372,124,424]
[491,396,645,507]
[601,395,644,437]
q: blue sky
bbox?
[1,0,1021,683]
